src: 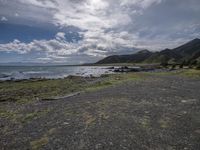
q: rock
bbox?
[195,129,200,134]
[107,67,114,69]
[63,122,69,125]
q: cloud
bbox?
[1,16,8,21]
[0,0,200,63]
[14,13,19,17]
[0,31,142,63]
[55,32,66,41]
[0,32,100,63]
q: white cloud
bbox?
[18,0,57,9]
[55,32,66,41]
[0,30,141,63]
[13,0,163,39]
[1,16,8,21]
[14,13,19,17]
[0,0,200,63]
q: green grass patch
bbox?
[178,69,200,78]
[0,69,198,103]
[30,136,49,150]
[0,73,144,103]
[21,109,51,123]
[0,77,85,102]
[0,109,18,119]
[0,107,51,124]
[86,73,144,91]
[143,69,200,78]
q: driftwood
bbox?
[41,92,81,101]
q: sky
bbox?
[0,0,200,64]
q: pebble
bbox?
[63,122,69,125]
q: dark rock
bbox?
[107,67,115,69]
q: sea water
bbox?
[0,66,113,81]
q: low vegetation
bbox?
[179,69,200,78]
[0,73,144,103]
[0,108,51,125]
[1,69,200,104]
[1,68,200,149]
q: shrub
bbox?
[171,64,176,70]
[160,61,168,68]
[179,63,183,69]
[190,60,197,66]
[196,62,200,70]
[179,60,187,68]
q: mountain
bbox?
[96,38,200,64]
[173,38,200,62]
[97,50,153,64]
[174,38,200,56]
[144,49,182,63]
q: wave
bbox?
[0,72,28,81]
[0,66,113,81]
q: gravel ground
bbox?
[0,74,200,150]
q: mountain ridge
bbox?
[96,38,200,64]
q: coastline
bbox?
[0,63,179,81]
[0,72,145,103]
[0,69,199,103]
[0,69,200,149]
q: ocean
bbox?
[0,66,113,81]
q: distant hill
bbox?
[97,50,152,64]
[96,38,200,64]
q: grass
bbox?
[86,73,144,91]
[30,136,49,150]
[0,69,199,103]
[0,77,85,102]
[159,118,171,129]
[21,109,51,123]
[143,69,200,77]
[83,112,96,128]
[179,69,200,78]
[0,73,144,103]
[140,116,150,129]
[30,127,57,149]
[0,107,51,125]
[0,109,17,119]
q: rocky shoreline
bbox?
[0,70,200,149]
